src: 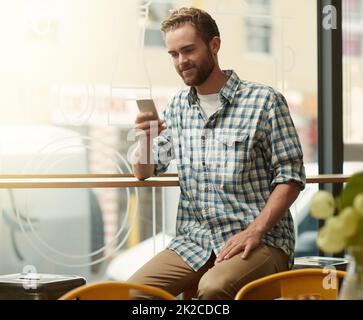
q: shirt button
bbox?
[204,206,209,211]
[202,161,206,167]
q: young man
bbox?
[130,7,305,300]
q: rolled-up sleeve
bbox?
[265,92,306,190]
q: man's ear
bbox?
[209,36,221,55]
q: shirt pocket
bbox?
[216,131,250,170]
[207,129,251,182]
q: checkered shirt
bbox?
[152,70,306,271]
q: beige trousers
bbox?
[128,244,288,300]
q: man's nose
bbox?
[178,54,188,65]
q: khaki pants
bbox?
[128,244,288,300]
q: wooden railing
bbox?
[0,173,351,189]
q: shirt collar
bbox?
[187,70,241,107]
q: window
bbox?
[0,0,321,282]
[343,0,363,57]
[343,0,363,145]
[343,33,362,56]
[141,0,174,47]
[245,0,272,54]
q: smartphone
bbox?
[136,99,160,120]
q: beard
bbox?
[178,49,215,87]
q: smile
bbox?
[182,67,195,75]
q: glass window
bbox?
[343,0,363,57]
[245,0,272,54]
[0,0,319,282]
[343,0,363,202]
[343,33,362,57]
[246,20,272,54]
[141,1,174,47]
[343,0,363,146]
[248,0,272,15]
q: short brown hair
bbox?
[161,7,220,45]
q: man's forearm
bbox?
[248,181,301,237]
[132,141,155,180]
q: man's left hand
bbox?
[215,227,263,263]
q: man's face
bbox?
[165,24,215,87]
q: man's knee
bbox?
[197,274,232,300]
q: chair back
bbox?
[58,281,176,300]
[235,268,346,300]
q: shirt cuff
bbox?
[270,162,306,191]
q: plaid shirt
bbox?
[153,70,306,271]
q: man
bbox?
[129,7,305,300]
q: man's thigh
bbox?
[198,244,288,299]
[128,249,213,297]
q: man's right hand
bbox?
[132,111,166,180]
[134,111,166,138]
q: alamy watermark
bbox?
[322,265,339,290]
[128,121,242,174]
[21,265,39,290]
[322,5,337,30]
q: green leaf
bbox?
[340,171,363,210]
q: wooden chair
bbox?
[235,268,346,300]
[58,281,176,300]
